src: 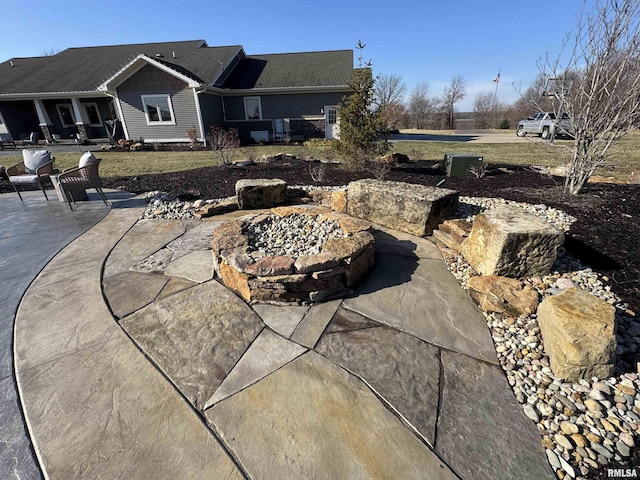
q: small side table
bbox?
[50,174,88,203]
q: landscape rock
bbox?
[537,288,617,382]
[376,153,410,164]
[347,179,458,236]
[218,260,251,301]
[330,190,347,213]
[308,190,333,207]
[235,178,287,209]
[322,231,374,260]
[344,245,375,288]
[294,252,340,273]
[467,275,539,316]
[194,199,238,218]
[271,206,325,217]
[461,205,564,277]
[244,256,294,276]
[330,215,371,234]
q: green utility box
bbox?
[443,153,485,178]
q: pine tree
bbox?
[337,41,390,168]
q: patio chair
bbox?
[19,132,39,146]
[0,133,17,150]
[6,149,56,201]
[57,152,109,210]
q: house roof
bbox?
[0,40,240,95]
[0,42,353,96]
[221,50,353,89]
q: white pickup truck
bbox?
[516,112,574,139]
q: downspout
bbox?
[221,94,227,122]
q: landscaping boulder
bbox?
[194,199,238,218]
[461,205,564,277]
[537,288,616,382]
[236,179,287,209]
[376,152,410,164]
[347,179,458,236]
[467,275,539,316]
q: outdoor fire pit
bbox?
[211,207,375,303]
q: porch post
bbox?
[33,99,54,143]
[71,98,88,141]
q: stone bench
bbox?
[461,205,564,277]
[346,179,459,236]
[236,178,287,209]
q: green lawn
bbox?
[392,134,640,179]
[4,133,639,180]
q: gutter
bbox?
[0,83,351,101]
[0,91,111,100]
[208,85,352,95]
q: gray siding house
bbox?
[0,40,353,144]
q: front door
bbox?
[324,106,339,139]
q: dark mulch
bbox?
[3,159,638,312]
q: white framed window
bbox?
[56,104,76,127]
[83,102,102,126]
[244,96,262,120]
[141,95,175,125]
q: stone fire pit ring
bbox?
[211,207,375,304]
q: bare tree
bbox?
[408,82,435,129]
[441,76,466,130]
[473,92,495,128]
[209,127,240,165]
[381,102,407,131]
[542,0,640,194]
[374,74,407,108]
[374,74,407,131]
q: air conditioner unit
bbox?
[443,153,484,178]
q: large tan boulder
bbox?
[461,205,564,277]
[236,178,287,209]
[467,275,539,316]
[537,288,616,382]
[347,179,458,236]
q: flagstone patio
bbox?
[8,196,556,479]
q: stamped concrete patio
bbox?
[6,193,555,479]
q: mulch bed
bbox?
[3,159,638,313]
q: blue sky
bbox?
[1,0,591,111]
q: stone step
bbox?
[432,229,464,251]
[439,219,472,239]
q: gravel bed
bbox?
[245,213,345,257]
[447,196,639,480]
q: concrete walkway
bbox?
[10,203,555,479]
[0,190,120,479]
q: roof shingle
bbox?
[221,50,353,89]
[0,40,240,94]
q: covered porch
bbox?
[0,95,121,145]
